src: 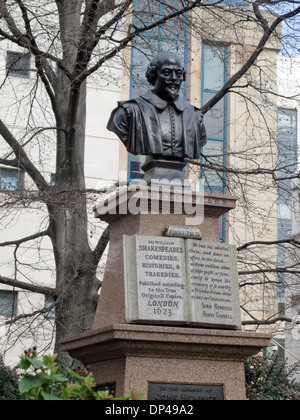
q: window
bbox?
[6,52,30,78]
[131,0,188,98]
[129,155,145,181]
[0,167,24,192]
[201,44,227,193]
[129,0,189,181]
[201,44,228,243]
[278,201,292,224]
[277,109,298,180]
[0,291,18,317]
[277,108,298,313]
[50,173,56,187]
[44,295,55,320]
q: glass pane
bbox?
[0,291,17,317]
[203,92,225,140]
[278,109,297,136]
[134,0,160,36]
[130,155,146,180]
[203,45,226,91]
[219,215,225,242]
[278,202,292,221]
[44,295,55,320]
[0,168,21,191]
[159,38,185,58]
[160,0,187,40]
[6,52,30,78]
[202,140,225,188]
[132,37,159,82]
[277,109,297,178]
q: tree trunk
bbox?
[48,79,100,350]
[48,0,101,349]
[49,198,100,350]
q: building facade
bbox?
[0,1,293,366]
[278,56,300,374]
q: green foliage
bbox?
[245,354,300,400]
[0,356,24,400]
[18,349,143,401]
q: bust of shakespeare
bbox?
[107,51,207,162]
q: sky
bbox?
[263,1,300,57]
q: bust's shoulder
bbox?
[116,100,141,114]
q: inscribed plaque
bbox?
[123,235,241,329]
[186,240,241,329]
[124,236,188,324]
[148,383,224,401]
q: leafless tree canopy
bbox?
[0,0,299,354]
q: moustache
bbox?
[165,82,181,90]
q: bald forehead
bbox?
[153,52,184,69]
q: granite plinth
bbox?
[93,188,237,330]
[61,187,271,400]
[141,158,190,189]
[61,324,271,401]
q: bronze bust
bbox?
[107,52,207,162]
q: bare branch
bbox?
[80,0,204,81]
[0,229,49,248]
[201,3,300,114]
[0,276,56,297]
[242,316,292,326]
[0,0,71,78]
[0,157,19,167]
[93,225,110,265]
[2,304,56,327]
[237,238,300,252]
[188,158,300,183]
[241,305,292,326]
[0,119,48,192]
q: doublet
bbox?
[107,90,207,160]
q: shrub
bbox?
[245,354,300,400]
[0,356,24,400]
[18,348,143,401]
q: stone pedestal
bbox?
[92,187,237,330]
[61,187,272,400]
[142,158,189,189]
[62,324,271,400]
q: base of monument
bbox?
[141,158,190,189]
[61,324,271,401]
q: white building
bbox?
[0,41,122,366]
[277,55,300,376]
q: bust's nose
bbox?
[170,70,177,80]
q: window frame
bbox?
[128,0,189,182]
[6,51,31,79]
[201,43,228,194]
[0,290,18,318]
[277,107,298,313]
[44,295,56,320]
[201,43,228,243]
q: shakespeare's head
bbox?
[145,52,186,102]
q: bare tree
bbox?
[0,0,299,354]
